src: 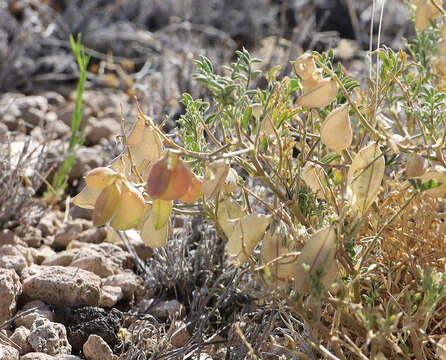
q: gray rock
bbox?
[69,243,133,278]
[86,117,120,145]
[83,334,117,360]
[9,326,32,355]
[150,300,185,319]
[102,271,143,300]
[15,300,55,329]
[41,251,75,267]
[21,265,101,307]
[98,286,123,308]
[0,344,19,360]
[28,318,71,356]
[53,221,84,248]
[0,268,22,324]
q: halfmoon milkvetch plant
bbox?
[74,5,446,357]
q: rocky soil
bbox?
[0,1,414,359]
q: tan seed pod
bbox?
[92,182,121,227]
[439,40,446,55]
[294,226,338,294]
[406,154,428,178]
[110,183,145,230]
[73,185,102,209]
[297,77,338,108]
[347,143,385,216]
[261,221,296,282]
[295,53,317,80]
[140,207,169,248]
[202,160,230,200]
[320,105,352,151]
[222,168,238,194]
[222,214,272,264]
[302,163,324,193]
[437,336,446,360]
[85,167,118,190]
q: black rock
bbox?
[55,306,123,355]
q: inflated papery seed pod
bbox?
[222,168,238,194]
[110,182,145,230]
[126,115,163,181]
[178,171,203,203]
[302,163,324,193]
[320,105,352,151]
[202,160,230,200]
[85,167,118,190]
[415,0,443,31]
[347,143,385,216]
[406,154,428,178]
[261,221,297,283]
[146,154,191,201]
[138,205,169,248]
[294,226,338,294]
[297,78,338,108]
[295,53,317,81]
[92,182,121,226]
[418,165,446,197]
[437,336,446,360]
[221,214,272,264]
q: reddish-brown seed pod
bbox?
[179,171,203,203]
[146,155,191,200]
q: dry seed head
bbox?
[320,105,352,151]
[85,167,118,190]
[297,77,338,108]
[406,154,428,178]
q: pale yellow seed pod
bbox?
[302,163,324,193]
[110,182,146,230]
[85,167,118,190]
[297,78,338,108]
[320,105,352,151]
[295,53,317,80]
[261,222,296,282]
[222,168,238,194]
[406,154,428,178]
[301,69,322,93]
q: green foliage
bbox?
[47,34,89,201]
